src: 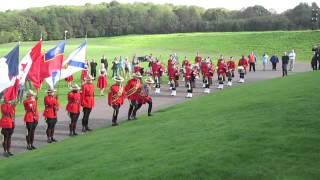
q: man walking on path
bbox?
[282,52,289,77]
[288,50,296,71]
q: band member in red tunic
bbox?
[125,72,143,120]
[0,99,15,157]
[217,60,227,81]
[97,69,108,96]
[81,76,95,132]
[136,77,154,116]
[151,59,162,94]
[108,76,125,126]
[43,88,59,143]
[65,75,73,88]
[23,90,39,150]
[66,84,81,136]
[184,64,193,98]
[238,55,249,74]
[200,58,209,88]
[226,57,236,78]
[168,64,179,96]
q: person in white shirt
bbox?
[262,53,269,71]
[288,50,296,71]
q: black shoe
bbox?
[112,123,119,126]
[132,116,137,120]
[47,139,52,143]
[86,128,92,131]
[3,152,9,157]
[51,138,57,142]
[7,152,13,156]
[148,114,153,117]
[27,145,32,150]
[73,132,78,136]
[69,132,73,136]
[31,145,37,150]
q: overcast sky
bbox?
[0,0,317,13]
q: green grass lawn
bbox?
[0,71,319,179]
[0,30,318,116]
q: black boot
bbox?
[69,124,73,136]
[26,135,32,150]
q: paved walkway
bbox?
[2,63,311,159]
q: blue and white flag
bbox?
[46,41,87,88]
[0,45,19,93]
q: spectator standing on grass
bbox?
[282,52,289,77]
[312,45,320,70]
[100,55,108,71]
[90,59,97,80]
[262,53,269,71]
[288,50,296,71]
[248,52,257,72]
[270,54,279,71]
[111,57,119,77]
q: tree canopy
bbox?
[0,1,319,44]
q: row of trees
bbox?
[0,1,319,43]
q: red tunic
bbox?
[227,61,236,70]
[97,74,107,89]
[65,75,73,82]
[217,63,227,76]
[151,62,161,77]
[238,58,249,67]
[133,66,141,73]
[81,83,95,108]
[43,95,59,119]
[185,65,192,81]
[66,92,81,113]
[125,78,142,101]
[0,103,15,128]
[108,84,125,106]
[168,66,179,81]
[81,70,88,81]
[23,98,39,123]
[201,62,209,77]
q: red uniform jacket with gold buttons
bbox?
[66,92,81,113]
[43,95,59,119]
[81,83,95,108]
[125,78,142,101]
[108,84,125,106]
[0,103,15,128]
[23,97,39,123]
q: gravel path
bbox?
[1,62,311,159]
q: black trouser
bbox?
[249,63,255,72]
[69,113,80,133]
[112,105,120,124]
[128,100,138,119]
[311,62,317,70]
[154,76,161,88]
[2,128,13,153]
[272,63,277,70]
[282,64,288,76]
[46,118,57,140]
[26,122,38,146]
[91,70,96,79]
[136,100,152,116]
[318,58,320,70]
[82,108,92,129]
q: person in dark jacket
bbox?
[311,54,318,70]
[100,55,108,71]
[270,54,279,71]
[312,46,320,70]
[281,52,289,77]
[90,59,97,80]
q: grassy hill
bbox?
[0,30,318,116]
[0,71,319,179]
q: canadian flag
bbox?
[4,40,42,100]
